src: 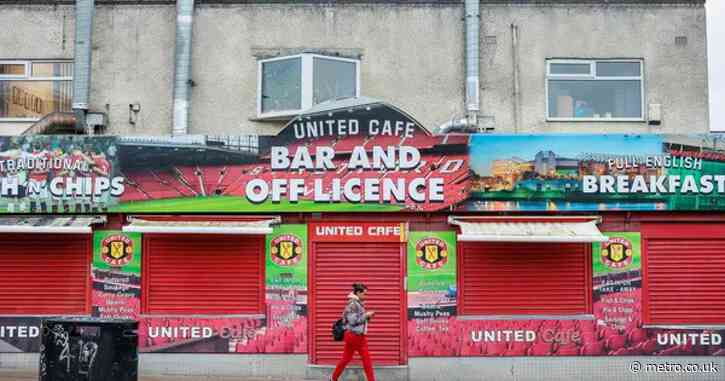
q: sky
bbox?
[709,1,724,131]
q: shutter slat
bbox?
[0,234,88,314]
[460,242,591,316]
[311,241,403,366]
[645,233,725,325]
[144,234,263,315]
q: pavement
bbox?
[0,371,319,381]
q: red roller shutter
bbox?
[143,234,264,315]
[459,242,592,315]
[310,242,406,365]
[0,234,90,315]
[643,223,725,325]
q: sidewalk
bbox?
[0,371,319,381]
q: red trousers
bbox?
[332,331,376,381]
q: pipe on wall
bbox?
[71,0,95,135]
[437,0,481,134]
[172,0,195,136]
[465,0,480,119]
[511,23,521,134]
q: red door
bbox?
[309,223,407,366]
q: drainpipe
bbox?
[511,23,521,134]
[172,0,195,136]
[72,0,95,135]
[438,0,480,134]
[464,0,480,126]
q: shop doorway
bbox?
[308,222,407,366]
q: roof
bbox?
[123,216,280,234]
[449,216,609,243]
[0,216,106,234]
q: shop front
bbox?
[0,99,723,379]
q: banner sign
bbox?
[0,101,471,213]
[407,231,457,348]
[91,231,142,320]
[0,317,42,352]
[309,222,407,242]
[466,134,725,212]
[0,136,120,213]
[3,131,725,213]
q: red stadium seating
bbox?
[176,166,204,195]
[121,134,470,211]
[527,342,553,356]
[579,341,605,355]
[334,134,367,153]
[201,166,225,195]
[153,170,196,196]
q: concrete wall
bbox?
[480,3,709,134]
[0,2,709,135]
[190,4,463,136]
[91,5,176,135]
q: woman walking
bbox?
[330,283,376,381]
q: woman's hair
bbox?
[352,282,368,294]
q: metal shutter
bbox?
[643,223,725,325]
[0,234,89,315]
[143,234,264,315]
[459,242,592,315]
[310,242,406,365]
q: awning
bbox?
[449,216,608,243]
[0,216,106,234]
[123,216,281,235]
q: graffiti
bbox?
[77,340,99,376]
[50,325,71,372]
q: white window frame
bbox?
[0,60,73,122]
[0,61,30,79]
[545,59,645,122]
[257,53,361,119]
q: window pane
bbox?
[313,58,356,104]
[0,63,25,76]
[261,58,301,113]
[32,62,73,78]
[549,63,591,75]
[548,80,641,119]
[0,80,73,118]
[596,62,640,77]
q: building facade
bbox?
[0,2,722,381]
[0,0,710,136]
[0,106,723,381]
